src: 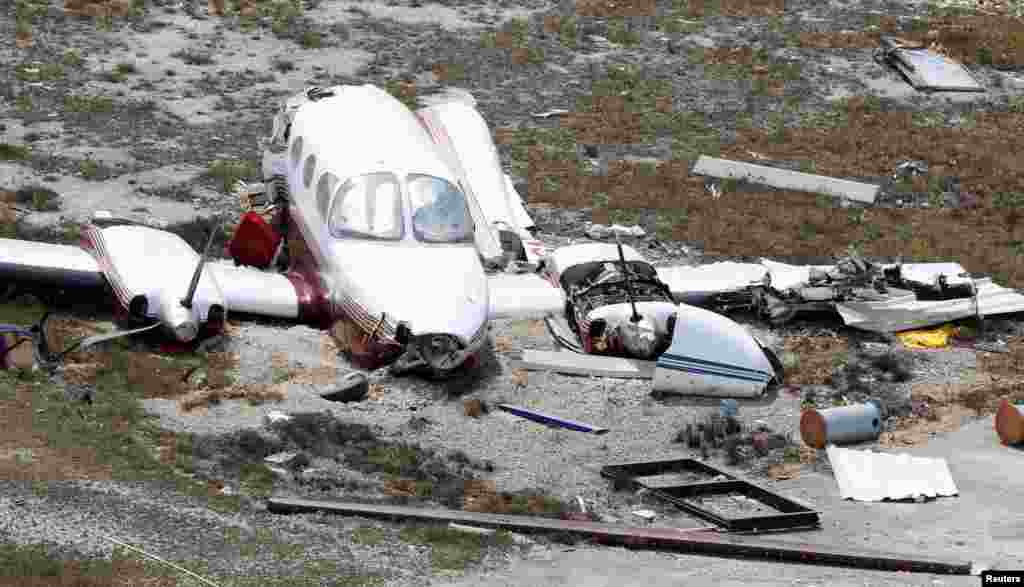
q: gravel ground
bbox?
[5,0,1024,583]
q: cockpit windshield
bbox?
[328,172,404,240]
[407,174,474,244]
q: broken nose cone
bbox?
[652,304,777,398]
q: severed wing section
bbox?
[0,237,106,295]
[487,272,565,320]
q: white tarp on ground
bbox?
[655,262,768,304]
[826,446,958,502]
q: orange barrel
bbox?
[801,400,882,449]
[995,399,1024,446]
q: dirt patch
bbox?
[781,336,849,385]
[881,376,1024,446]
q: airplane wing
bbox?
[0,237,107,296]
[487,272,565,320]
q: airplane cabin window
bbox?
[302,154,317,188]
[290,136,303,167]
[328,172,404,241]
[316,172,339,218]
[407,174,474,244]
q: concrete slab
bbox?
[433,417,1022,587]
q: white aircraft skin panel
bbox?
[330,239,488,343]
[0,238,100,274]
[547,243,647,278]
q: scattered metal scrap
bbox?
[601,458,820,533]
[497,403,609,435]
[691,156,880,204]
[267,498,971,575]
[826,446,959,502]
[876,36,984,92]
[800,401,883,449]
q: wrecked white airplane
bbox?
[0,84,564,378]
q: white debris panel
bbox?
[692,156,881,204]
[655,261,768,304]
[826,446,958,502]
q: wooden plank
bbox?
[266,498,972,575]
[510,348,656,379]
[692,156,880,204]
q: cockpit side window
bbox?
[407,174,474,244]
[328,172,404,241]
[289,136,303,168]
[316,172,339,218]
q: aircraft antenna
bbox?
[182,224,219,310]
[615,234,642,323]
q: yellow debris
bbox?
[896,323,960,349]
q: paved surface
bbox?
[437,417,1022,586]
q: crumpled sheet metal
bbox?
[835,278,1024,333]
[655,262,768,304]
[826,445,958,502]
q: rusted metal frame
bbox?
[266,498,971,575]
[601,458,821,533]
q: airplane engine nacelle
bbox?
[158,294,199,343]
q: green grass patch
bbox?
[351,526,386,545]
[366,445,420,476]
[606,19,641,47]
[79,158,101,179]
[559,16,578,49]
[399,525,513,572]
[14,63,65,82]
[383,79,418,111]
[206,159,260,194]
[64,94,115,114]
[0,143,30,160]
[14,185,61,211]
[299,30,322,48]
[503,126,582,178]
[655,208,689,239]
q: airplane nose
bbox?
[158,295,199,343]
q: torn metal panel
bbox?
[487,273,565,319]
[267,498,972,574]
[601,458,821,533]
[652,304,778,398]
[546,243,647,280]
[496,403,609,434]
[835,278,1024,332]
[511,348,656,379]
[826,446,959,502]
[655,262,768,305]
[0,237,106,293]
[692,156,880,204]
[879,36,984,92]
